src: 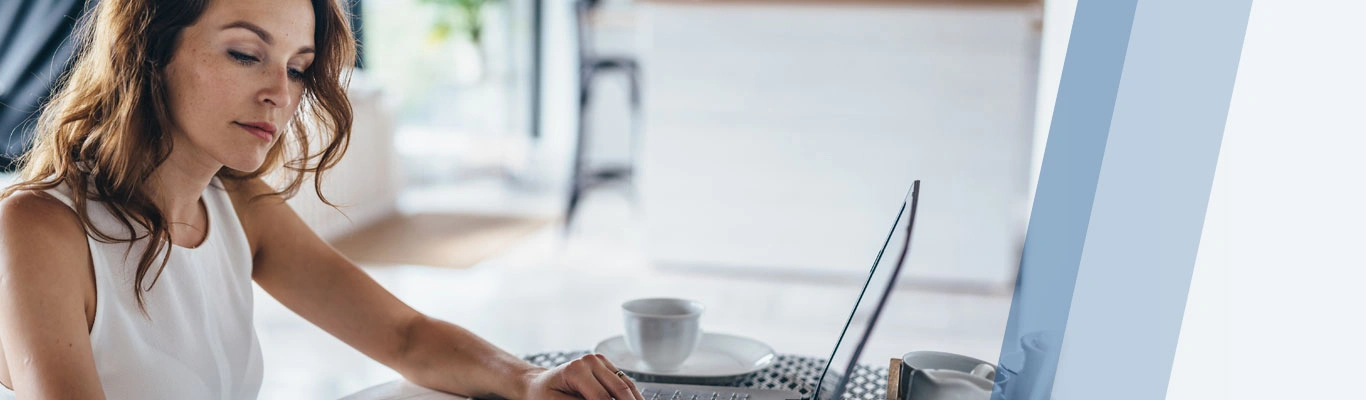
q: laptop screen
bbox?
[811,181,920,400]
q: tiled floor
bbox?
[253,183,1014,399]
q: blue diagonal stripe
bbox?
[995,0,1253,399]
[992,1,1139,399]
[1050,1,1252,399]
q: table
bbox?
[342,351,889,400]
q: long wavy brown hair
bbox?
[1,0,357,311]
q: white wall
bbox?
[1166,1,1366,398]
[638,3,1040,288]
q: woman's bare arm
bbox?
[226,179,545,398]
[0,192,106,399]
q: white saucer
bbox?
[595,333,777,378]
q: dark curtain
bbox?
[0,0,86,172]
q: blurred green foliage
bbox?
[419,0,504,43]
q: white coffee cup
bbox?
[622,298,704,372]
[908,369,993,400]
[900,351,996,400]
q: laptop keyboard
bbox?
[640,388,751,400]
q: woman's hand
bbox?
[523,354,645,400]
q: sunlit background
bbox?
[0,0,1080,398]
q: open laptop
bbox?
[636,180,922,400]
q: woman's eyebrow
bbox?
[221,20,315,54]
[222,21,273,44]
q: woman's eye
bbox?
[228,50,259,65]
[231,50,306,81]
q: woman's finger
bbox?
[587,354,644,400]
[593,354,646,400]
[565,358,614,400]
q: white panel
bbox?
[638,4,1036,287]
[1168,1,1366,398]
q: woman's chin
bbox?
[221,156,268,174]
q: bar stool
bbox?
[564,0,642,230]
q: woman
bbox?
[0,0,643,399]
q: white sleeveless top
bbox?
[0,178,263,399]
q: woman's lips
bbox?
[235,122,274,142]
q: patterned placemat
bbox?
[523,351,889,400]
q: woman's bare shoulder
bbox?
[0,190,87,247]
[0,189,93,296]
[0,190,101,398]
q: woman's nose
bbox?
[257,67,292,108]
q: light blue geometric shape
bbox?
[994,0,1253,398]
[993,1,1139,399]
[1050,1,1252,399]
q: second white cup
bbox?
[622,298,704,372]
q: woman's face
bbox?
[163,0,316,173]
